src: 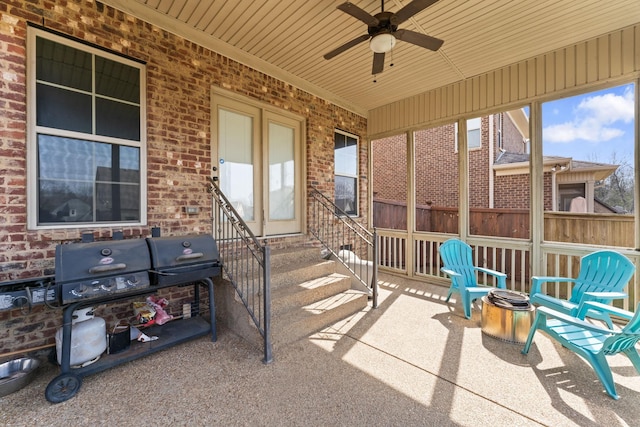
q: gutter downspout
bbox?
[489,115,494,208]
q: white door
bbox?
[215,96,302,236]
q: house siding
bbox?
[368,24,640,136]
[0,1,366,353]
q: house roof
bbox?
[494,152,619,180]
[100,1,640,116]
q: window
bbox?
[27,27,146,228]
[454,117,481,151]
[467,117,481,149]
[334,130,358,215]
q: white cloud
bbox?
[543,86,634,143]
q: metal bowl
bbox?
[0,357,40,397]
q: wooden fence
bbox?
[373,199,634,247]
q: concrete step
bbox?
[217,245,369,351]
[270,259,337,290]
[272,289,368,348]
[269,247,325,271]
[271,273,352,316]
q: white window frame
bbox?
[26,27,147,229]
[334,129,359,216]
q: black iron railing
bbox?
[309,187,378,308]
[207,177,272,363]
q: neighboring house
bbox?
[494,154,619,213]
[373,109,620,218]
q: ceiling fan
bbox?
[323,0,444,75]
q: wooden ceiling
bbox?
[102,0,640,115]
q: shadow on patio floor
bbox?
[1,273,638,426]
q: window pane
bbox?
[37,135,140,225]
[96,183,140,221]
[269,122,295,220]
[36,37,91,91]
[542,83,635,248]
[95,56,140,103]
[468,128,481,148]
[468,117,481,148]
[219,108,255,221]
[96,98,140,140]
[335,135,357,175]
[335,175,357,215]
[38,180,93,224]
[36,84,92,133]
[334,131,358,215]
[117,146,141,183]
[38,135,95,181]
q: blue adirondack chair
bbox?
[530,250,635,329]
[522,301,640,399]
[439,238,507,319]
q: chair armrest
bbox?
[475,266,506,278]
[582,291,627,301]
[530,276,577,296]
[576,301,634,321]
[440,267,461,278]
[537,306,615,335]
[474,267,507,288]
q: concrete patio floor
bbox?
[1,273,639,426]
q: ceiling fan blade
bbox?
[337,2,379,27]
[394,0,440,25]
[323,34,371,60]
[394,29,444,51]
[372,52,385,75]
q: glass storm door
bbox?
[216,98,301,237]
[264,112,301,235]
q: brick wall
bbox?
[371,134,407,201]
[0,0,367,353]
[373,118,496,209]
[494,174,531,209]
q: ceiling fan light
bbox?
[369,33,396,53]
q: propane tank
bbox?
[55,307,107,367]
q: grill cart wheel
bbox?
[45,373,82,403]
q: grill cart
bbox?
[46,234,221,403]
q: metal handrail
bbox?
[206,177,272,363]
[309,187,378,308]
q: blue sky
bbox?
[542,83,635,165]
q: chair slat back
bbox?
[569,251,635,304]
[440,239,477,287]
[602,303,640,355]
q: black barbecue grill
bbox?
[55,234,221,304]
[47,232,220,404]
[147,234,220,287]
[55,238,152,305]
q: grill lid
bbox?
[146,234,219,270]
[146,234,220,286]
[487,289,531,310]
[55,239,151,283]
